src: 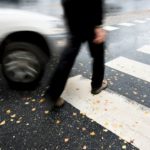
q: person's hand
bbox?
[93,27,106,44]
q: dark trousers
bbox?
[46,34,105,102]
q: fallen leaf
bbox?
[83,145,87,150]
[39,98,46,103]
[145,111,149,115]
[0,120,6,126]
[96,100,100,103]
[44,110,49,114]
[10,119,14,122]
[27,97,31,100]
[64,138,69,143]
[82,127,86,131]
[90,131,96,136]
[19,117,23,120]
[11,114,16,118]
[122,145,126,149]
[104,122,109,126]
[79,63,83,66]
[32,108,36,112]
[32,99,36,102]
[141,100,145,103]
[119,124,123,128]
[103,129,108,132]
[130,139,134,144]
[6,109,11,114]
[25,102,29,105]
[133,91,138,95]
[56,120,61,124]
[16,120,21,124]
[73,112,77,116]
[80,112,86,116]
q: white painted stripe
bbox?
[106,57,150,82]
[118,22,135,27]
[146,18,150,21]
[137,45,150,55]
[134,20,146,23]
[62,75,150,150]
[103,26,119,31]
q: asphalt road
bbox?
[0,0,150,149]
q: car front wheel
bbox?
[2,42,48,89]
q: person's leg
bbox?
[45,36,81,104]
[88,40,107,94]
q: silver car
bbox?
[0,8,66,88]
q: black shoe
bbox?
[91,80,108,95]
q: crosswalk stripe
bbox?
[137,45,150,55]
[146,18,150,21]
[62,75,150,150]
[118,22,135,27]
[134,20,146,23]
[103,26,119,31]
[105,56,150,82]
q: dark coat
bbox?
[62,0,104,38]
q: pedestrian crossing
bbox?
[137,45,150,55]
[62,56,150,149]
[62,75,150,150]
[1,15,149,149]
[103,18,150,31]
[103,26,119,31]
[61,25,150,149]
[106,57,150,82]
[118,22,135,27]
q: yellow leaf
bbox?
[32,99,36,102]
[122,145,126,149]
[82,127,86,131]
[16,120,21,124]
[11,114,16,118]
[25,102,29,105]
[39,98,45,103]
[44,110,49,114]
[10,119,14,122]
[83,145,87,150]
[32,108,36,112]
[64,138,69,143]
[103,129,108,132]
[56,120,61,124]
[90,131,96,136]
[6,109,11,114]
[73,112,77,116]
[0,120,6,126]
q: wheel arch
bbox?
[0,31,51,63]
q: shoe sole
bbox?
[91,80,108,95]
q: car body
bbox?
[0,8,66,88]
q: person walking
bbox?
[44,0,108,108]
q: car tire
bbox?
[2,42,48,89]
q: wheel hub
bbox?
[3,51,41,83]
